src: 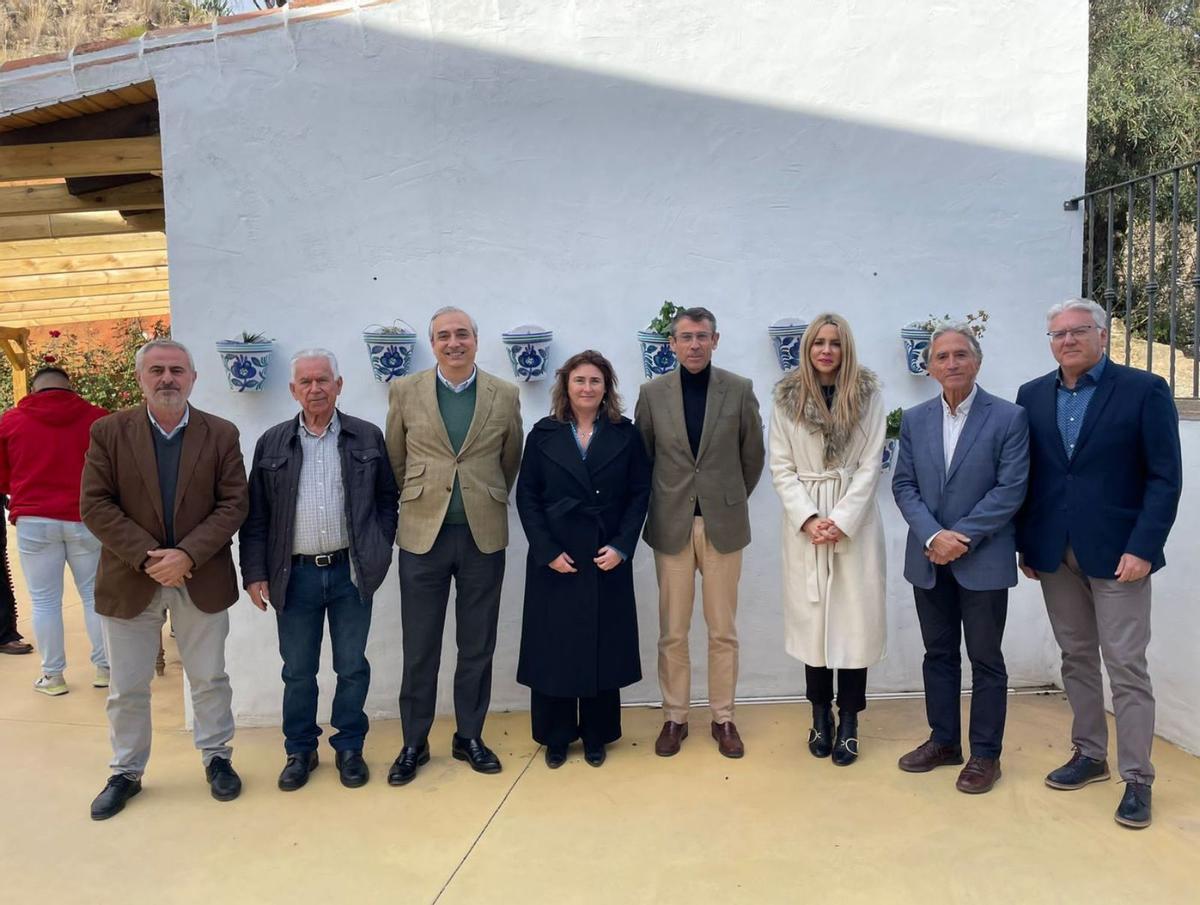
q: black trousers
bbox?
[0,498,23,645]
[805,665,868,713]
[398,524,505,747]
[913,565,1008,758]
[530,688,622,749]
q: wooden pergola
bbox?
[0,81,168,400]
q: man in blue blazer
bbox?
[1016,298,1182,829]
[892,324,1029,794]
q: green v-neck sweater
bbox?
[436,379,477,525]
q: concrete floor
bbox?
[2,555,1197,905]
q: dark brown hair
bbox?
[549,350,624,424]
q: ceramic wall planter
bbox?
[501,325,553,382]
[900,324,934,376]
[881,438,899,471]
[768,317,808,371]
[362,323,417,383]
[637,330,678,379]
[216,340,273,392]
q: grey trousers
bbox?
[1039,546,1155,784]
[100,585,234,777]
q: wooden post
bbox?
[0,327,31,403]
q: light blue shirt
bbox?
[1055,356,1106,459]
[436,366,477,394]
[147,405,189,440]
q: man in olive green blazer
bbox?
[635,307,765,759]
[384,307,522,785]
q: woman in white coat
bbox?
[769,313,886,766]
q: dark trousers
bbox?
[276,557,372,755]
[398,523,505,747]
[805,665,868,713]
[913,566,1008,758]
[0,499,23,645]
[530,688,622,749]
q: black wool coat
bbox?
[515,416,651,698]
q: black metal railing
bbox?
[1065,158,1200,400]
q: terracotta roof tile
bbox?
[217,9,283,26]
[72,36,140,57]
[0,51,69,73]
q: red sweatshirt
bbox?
[0,389,108,523]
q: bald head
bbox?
[31,367,71,392]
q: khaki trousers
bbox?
[655,517,742,724]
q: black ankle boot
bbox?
[808,704,834,758]
[832,710,859,766]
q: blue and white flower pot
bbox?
[768,318,808,371]
[216,341,273,393]
[637,330,678,379]
[501,325,553,382]
[363,324,417,383]
[901,325,934,376]
[881,438,899,471]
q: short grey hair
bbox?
[668,306,718,337]
[290,348,340,380]
[135,339,194,371]
[1046,298,1107,330]
[928,322,983,364]
[428,306,479,341]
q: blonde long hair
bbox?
[791,312,868,437]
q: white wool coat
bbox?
[769,374,887,669]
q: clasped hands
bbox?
[802,516,845,546]
[926,530,971,565]
[144,548,193,588]
[549,546,622,574]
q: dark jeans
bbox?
[913,566,1009,758]
[530,688,622,749]
[805,665,868,713]
[398,524,505,747]
[276,556,372,755]
[0,499,23,645]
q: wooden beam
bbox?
[0,290,170,316]
[0,249,167,279]
[0,210,164,241]
[0,179,163,216]
[1,265,169,294]
[0,101,158,147]
[0,231,165,262]
[1,300,171,328]
[0,137,162,180]
[0,280,170,305]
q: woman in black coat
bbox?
[516,350,651,768]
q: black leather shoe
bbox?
[278,751,319,791]
[205,757,242,801]
[451,734,502,774]
[387,743,430,786]
[1045,749,1110,790]
[545,745,568,769]
[584,745,606,767]
[90,773,141,820]
[808,703,834,758]
[1115,782,1152,828]
[831,710,859,766]
[335,750,369,788]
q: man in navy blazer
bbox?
[892,323,1029,794]
[1016,298,1181,829]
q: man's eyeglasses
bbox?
[1047,325,1097,342]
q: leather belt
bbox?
[292,549,349,568]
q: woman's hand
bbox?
[802,516,843,545]
[548,552,577,573]
[593,546,623,572]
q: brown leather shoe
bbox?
[956,756,1001,794]
[654,721,688,757]
[711,721,744,759]
[898,737,964,773]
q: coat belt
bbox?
[794,467,850,605]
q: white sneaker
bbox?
[34,674,68,696]
[93,667,110,688]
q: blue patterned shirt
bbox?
[1055,356,1106,459]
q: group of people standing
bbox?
[0,299,1180,832]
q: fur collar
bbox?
[774,368,879,466]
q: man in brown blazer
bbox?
[635,307,765,758]
[80,339,249,820]
[384,307,522,785]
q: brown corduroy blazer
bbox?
[80,405,249,619]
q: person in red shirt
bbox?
[0,367,109,695]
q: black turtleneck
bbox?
[821,384,836,409]
[679,363,710,458]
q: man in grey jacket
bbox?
[240,349,399,792]
[891,324,1029,794]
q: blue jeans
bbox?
[16,517,107,676]
[276,557,372,755]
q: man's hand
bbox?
[247,581,271,611]
[1115,553,1151,583]
[593,546,622,572]
[548,552,577,574]
[926,530,970,566]
[1018,555,1039,581]
[145,548,193,587]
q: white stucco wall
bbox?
[6,0,1095,729]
